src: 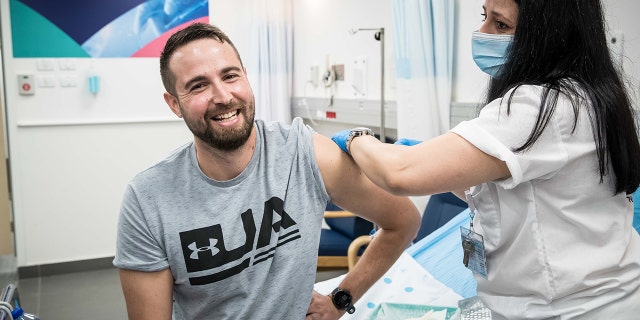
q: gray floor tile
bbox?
[18,268,126,320]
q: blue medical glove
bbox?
[331,129,351,153]
[394,138,423,146]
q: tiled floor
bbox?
[1,255,347,319]
[17,268,127,319]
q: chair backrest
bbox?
[325,202,373,239]
[415,192,468,242]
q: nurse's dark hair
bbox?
[159,22,244,97]
[485,0,640,194]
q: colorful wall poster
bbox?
[10,0,209,58]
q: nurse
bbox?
[332,0,640,319]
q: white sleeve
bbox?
[451,86,570,189]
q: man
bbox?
[113,22,420,320]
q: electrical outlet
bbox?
[60,75,79,87]
[37,75,56,88]
[36,59,55,71]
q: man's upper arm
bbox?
[312,133,418,226]
[119,268,173,320]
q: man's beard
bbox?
[183,101,255,151]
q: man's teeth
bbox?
[214,110,238,121]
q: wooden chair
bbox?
[343,192,469,270]
[317,205,374,271]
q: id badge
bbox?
[460,226,488,279]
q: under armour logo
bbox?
[179,197,300,284]
[188,238,220,260]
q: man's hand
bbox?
[394,138,422,146]
[331,129,351,154]
[305,290,343,320]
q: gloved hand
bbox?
[394,138,423,146]
[331,129,351,154]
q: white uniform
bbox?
[451,85,640,319]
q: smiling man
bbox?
[113,23,420,320]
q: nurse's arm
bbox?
[349,132,510,197]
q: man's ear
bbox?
[164,92,183,118]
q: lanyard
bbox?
[464,189,477,231]
[461,187,488,278]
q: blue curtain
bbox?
[392,0,454,140]
[245,0,293,123]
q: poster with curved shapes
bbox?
[10,0,209,58]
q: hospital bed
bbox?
[315,208,477,319]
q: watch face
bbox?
[333,290,351,308]
[331,287,355,314]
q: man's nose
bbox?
[210,83,233,105]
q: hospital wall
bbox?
[1,0,638,270]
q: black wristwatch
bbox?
[330,287,356,314]
[346,127,374,154]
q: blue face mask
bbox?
[471,31,514,78]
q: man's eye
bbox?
[480,13,487,22]
[190,83,205,91]
[224,74,240,81]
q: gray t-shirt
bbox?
[114,118,330,319]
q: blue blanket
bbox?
[406,209,477,299]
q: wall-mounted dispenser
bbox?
[88,62,100,95]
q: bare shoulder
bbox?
[311,133,359,197]
[312,133,344,168]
